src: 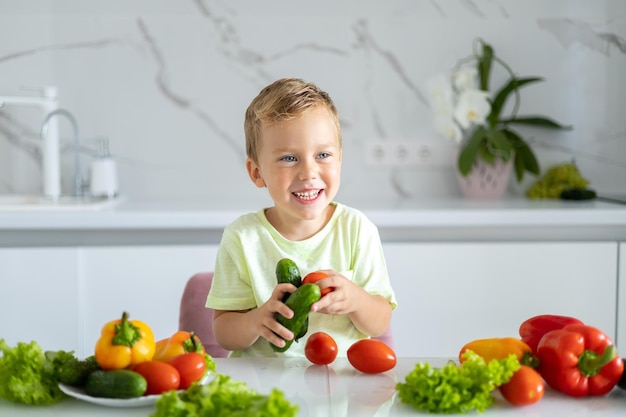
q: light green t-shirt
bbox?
[206,202,397,358]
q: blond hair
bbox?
[244,78,341,163]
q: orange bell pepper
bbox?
[459,337,539,368]
[153,331,205,362]
[94,311,156,370]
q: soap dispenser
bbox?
[89,137,118,198]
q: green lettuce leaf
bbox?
[151,373,298,417]
[396,350,520,414]
[0,339,75,405]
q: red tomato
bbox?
[305,332,338,365]
[499,365,545,406]
[168,352,207,389]
[347,339,397,374]
[302,271,333,296]
[132,361,180,395]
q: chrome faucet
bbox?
[41,109,83,197]
[0,86,61,198]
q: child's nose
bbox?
[298,159,318,180]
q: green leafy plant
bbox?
[429,38,571,182]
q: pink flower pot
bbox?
[455,154,514,199]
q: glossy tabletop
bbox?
[1,357,626,416]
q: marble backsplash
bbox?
[0,0,624,209]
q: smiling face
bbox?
[246,106,342,240]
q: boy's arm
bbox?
[347,291,393,337]
[212,283,297,351]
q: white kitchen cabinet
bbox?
[0,242,621,360]
[0,248,81,353]
[618,242,626,350]
[384,242,618,358]
[0,246,217,357]
[78,246,218,358]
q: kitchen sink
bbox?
[0,195,120,211]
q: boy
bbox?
[206,78,396,357]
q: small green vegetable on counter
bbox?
[151,373,298,417]
[396,350,520,414]
[527,162,594,200]
[0,339,77,405]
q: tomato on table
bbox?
[305,332,338,365]
[499,365,545,406]
[132,360,180,395]
[347,339,397,374]
[168,352,207,389]
[302,271,333,296]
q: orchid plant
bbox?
[428,38,570,181]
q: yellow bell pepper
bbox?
[153,331,205,362]
[459,337,539,368]
[94,311,156,370]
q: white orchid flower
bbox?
[452,67,479,92]
[426,73,455,112]
[453,89,491,129]
[434,113,463,143]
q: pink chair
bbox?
[179,272,394,358]
[375,322,394,349]
[178,272,229,358]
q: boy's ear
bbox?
[246,157,266,188]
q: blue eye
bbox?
[281,155,297,162]
[317,152,330,159]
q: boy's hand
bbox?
[309,270,365,315]
[252,283,297,348]
[309,270,392,338]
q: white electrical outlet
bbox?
[365,139,456,167]
[365,141,393,165]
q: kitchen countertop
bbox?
[1,357,625,416]
[1,197,626,247]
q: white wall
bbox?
[0,0,624,207]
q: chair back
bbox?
[179,272,229,358]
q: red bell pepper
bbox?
[536,323,623,397]
[519,314,584,354]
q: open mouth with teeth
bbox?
[293,189,323,201]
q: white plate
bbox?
[59,373,213,408]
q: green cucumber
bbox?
[275,258,308,340]
[272,283,321,353]
[276,258,302,303]
[84,369,147,399]
[276,258,302,287]
[560,187,597,200]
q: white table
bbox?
[1,357,625,416]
